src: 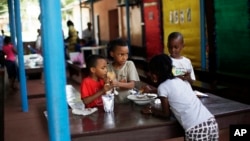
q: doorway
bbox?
[108,9,119,40]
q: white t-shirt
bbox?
[108,61,140,103]
[35,35,41,50]
[158,77,213,131]
[171,56,196,81]
[82,28,94,42]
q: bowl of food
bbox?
[136,94,146,99]
[127,93,157,105]
[146,93,156,99]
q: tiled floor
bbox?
[4,75,230,141]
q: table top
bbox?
[21,54,44,71]
[67,60,86,69]
[25,65,43,74]
[68,93,250,137]
[80,45,107,51]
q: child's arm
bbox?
[112,79,135,89]
[141,85,157,93]
[82,84,112,105]
[12,45,18,54]
[178,71,194,84]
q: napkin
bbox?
[194,90,209,98]
[66,85,97,116]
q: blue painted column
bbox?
[14,0,28,112]
[126,0,131,52]
[7,0,16,45]
[200,0,206,69]
[39,0,70,140]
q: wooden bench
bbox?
[137,69,229,95]
[194,68,250,104]
[191,80,228,94]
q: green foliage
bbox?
[0,0,7,15]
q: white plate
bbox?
[127,93,157,105]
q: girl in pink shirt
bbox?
[2,36,18,90]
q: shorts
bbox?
[185,117,219,141]
[5,60,18,79]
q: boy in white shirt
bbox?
[167,32,195,84]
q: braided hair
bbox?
[148,54,175,85]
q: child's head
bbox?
[108,38,129,66]
[86,55,108,79]
[4,36,11,45]
[67,20,74,27]
[148,54,174,85]
[167,32,184,59]
[37,29,41,35]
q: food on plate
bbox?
[138,87,145,94]
[127,93,158,105]
[136,94,146,99]
[146,93,156,99]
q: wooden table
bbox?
[25,65,43,74]
[18,54,44,79]
[67,93,250,141]
[67,60,87,83]
[24,64,43,80]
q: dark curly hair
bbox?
[67,20,74,27]
[148,54,175,85]
[4,36,11,44]
[107,38,128,60]
[167,32,184,47]
[86,55,106,73]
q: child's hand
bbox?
[140,85,151,93]
[119,79,127,83]
[103,83,113,94]
[178,71,191,81]
[104,76,111,84]
[110,79,119,87]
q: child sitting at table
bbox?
[167,32,196,84]
[80,55,113,108]
[142,54,218,141]
[107,38,140,103]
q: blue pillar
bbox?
[7,0,16,45]
[200,0,206,69]
[126,0,131,52]
[40,0,70,140]
[14,0,28,112]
